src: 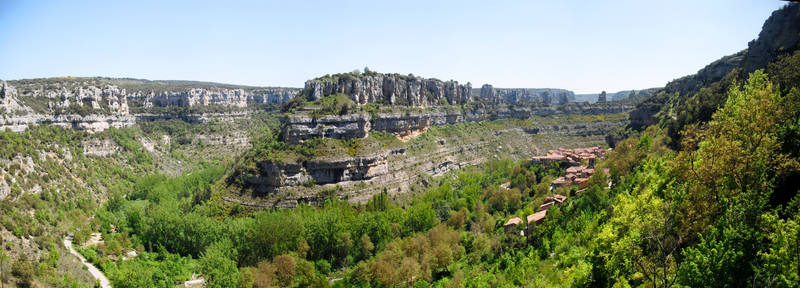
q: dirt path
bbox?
[64,234,112,288]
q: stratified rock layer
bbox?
[303,73,472,107]
[282,104,632,144]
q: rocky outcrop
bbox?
[250,88,297,105]
[83,139,120,156]
[282,114,371,144]
[239,119,624,205]
[480,84,497,103]
[135,111,251,123]
[0,114,135,133]
[597,91,607,103]
[282,103,632,143]
[0,78,302,132]
[6,78,301,116]
[245,152,390,191]
[142,87,299,108]
[476,85,574,104]
[144,88,248,108]
[302,72,472,107]
[7,80,130,115]
[1,81,28,114]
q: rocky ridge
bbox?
[303,72,472,107]
[477,85,575,104]
[282,103,632,144]
[0,78,301,132]
[234,119,621,207]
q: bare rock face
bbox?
[247,153,388,189]
[1,80,27,114]
[598,91,607,103]
[250,88,297,105]
[743,3,800,73]
[9,81,131,115]
[303,72,472,107]
[480,84,497,103]
[0,114,135,133]
[281,114,371,144]
[282,103,633,143]
[139,86,299,108]
[78,85,130,115]
[145,88,248,108]
[475,86,574,104]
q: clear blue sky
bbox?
[0,0,788,93]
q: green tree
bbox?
[201,240,240,288]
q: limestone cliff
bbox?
[302,72,472,107]
[0,77,301,132]
[476,85,575,104]
[234,118,623,207]
[282,103,632,144]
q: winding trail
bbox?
[64,234,112,288]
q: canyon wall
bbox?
[0,78,300,132]
[282,104,632,144]
[142,87,298,108]
[302,72,472,107]
[238,119,622,207]
[477,85,575,104]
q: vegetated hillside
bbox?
[222,83,632,208]
[69,69,800,287]
[628,3,800,136]
[0,110,276,287]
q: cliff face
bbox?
[282,103,632,144]
[477,85,574,104]
[0,78,301,132]
[143,87,298,108]
[144,88,248,108]
[5,77,301,114]
[282,114,372,144]
[1,79,135,132]
[303,72,472,107]
[239,119,623,207]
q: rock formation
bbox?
[480,84,498,103]
[144,88,248,108]
[0,78,302,132]
[143,87,298,108]
[476,86,574,104]
[598,91,607,103]
[282,103,633,144]
[302,72,472,107]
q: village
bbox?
[504,147,611,235]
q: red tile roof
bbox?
[504,217,523,226]
[528,210,547,223]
